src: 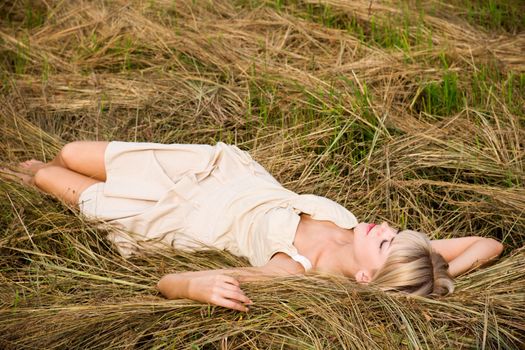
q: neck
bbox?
[294,215,358,277]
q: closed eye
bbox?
[380,237,396,251]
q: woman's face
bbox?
[352,222,398,281]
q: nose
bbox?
[378,222,396,238]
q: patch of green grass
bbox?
[502,72,525,115]
[121,36,134,72]
[418,71,462,117]
[15,41,29,74]
[244,71,380,165]
[303,82,380,164]
[22,1,47,29]
[103,35,153,72]
[0,32,31,76]
[0,0,47,29]
[235,0,432,52]
[503,169,521,188]
[77,32,102,58]
[469,62,525,115]
[460,0,525,33]
[41,55,50,82]
[246,77,280,127]
[413,52,525,119]
[176,51,209,72]
[365,13,429,52]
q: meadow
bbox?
[1,0,524,348]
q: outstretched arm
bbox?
[157,253,304,312]
[430,236,504,277]
[157,268,257,312]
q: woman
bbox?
[4,141,504,312]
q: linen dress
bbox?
[78,142,359,269]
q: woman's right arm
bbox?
[157,253,305,312]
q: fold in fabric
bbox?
[78,142,359,266]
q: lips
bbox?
[366,223,376,235]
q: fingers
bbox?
[216,276,250,301]
[218,274,240,287]
[212,277,253,312]
[211,295,251,312]
[200,274,254,312]
[219,280,246,293]
[217,287,253,305]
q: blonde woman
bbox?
[4,141,504,312]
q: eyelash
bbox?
[380,240,387,250]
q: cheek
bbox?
[376,254,388,269]
[364,242,385,269]
[370,251,384,269]
[358,241,380,266]
[354,233,382,267]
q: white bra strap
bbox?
[291,254,313,272]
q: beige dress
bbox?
[78,142,358,269]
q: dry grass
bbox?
[1,0,524,348]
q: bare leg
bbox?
[44,141,110,181]
[33,165,101,205]
[3,141,110,204]
[18,141,109,179]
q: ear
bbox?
[355,270,372,284]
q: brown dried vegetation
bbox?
[0,0,524,348]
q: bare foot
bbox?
[19,159,46,175]
[0,167,34,185]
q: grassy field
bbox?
[1,0,524,348]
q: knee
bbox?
[33,166,55,188]
[59,142,83,167]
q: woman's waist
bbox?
[187,175,297,240]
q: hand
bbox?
[187,274,253,312]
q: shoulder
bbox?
[291,194,358,229]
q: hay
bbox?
[1,0,524,348]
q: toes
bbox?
[20,160,34,169]
[0,167,33,184]
[20,159,40,167]
[19,159,45,174]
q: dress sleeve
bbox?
[290,194,359,229]
[245,206,302,267]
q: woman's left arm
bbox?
[157,253,304,311]
[430,236,504,277]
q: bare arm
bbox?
[157,253,304,312]
[431,237,504,277]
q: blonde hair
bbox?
[371,230,454,296]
